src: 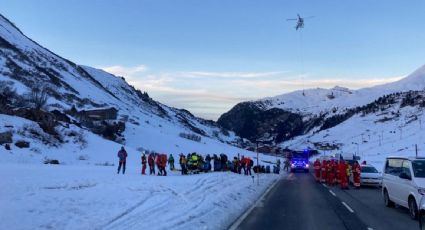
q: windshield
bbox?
[292,152,308,159]
[412,160,425,178]
[361,166,378,173]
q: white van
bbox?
[382,156,425,219]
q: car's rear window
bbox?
[361,166,378,173]
[412,160,425,178]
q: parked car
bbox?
[382,156,425,220]
[419,196,425,229]
[355,164,382,187]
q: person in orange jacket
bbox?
[313,159,321,182]
[327,159,336,186]
[321,160,327,183]
[336,160,341,185]
[352,161,361,189]
[339,160,349,189]
[158,154,167,176]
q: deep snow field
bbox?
[0,114,283,230]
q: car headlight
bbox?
[305,164,309,168]
[418,188,425,195]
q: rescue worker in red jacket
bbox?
[141,152,147,175]
[327,159,336,186]
[336,160,341,185]
[339,160,349,189]
[352,161,361,189]
[313,159,321,182]
[321,160,327,183]
[160,154,167,176]
[333,160,339,185]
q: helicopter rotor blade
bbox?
[286,19,297,21]
[304,16,315,19]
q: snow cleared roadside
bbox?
[0,164,282,230]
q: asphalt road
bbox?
[234,171,418,230]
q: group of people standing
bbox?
[230,156,254,175]
[116,147,271,177]
[142,152,174,176]
[313,158,362,189]
[117,147,175,176]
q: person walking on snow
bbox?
[241,156,247,175]
[141,152,147,175]
[117,147,128,174]
[180,154,187,175]
[160,154,167,176]
[276,159,281,174]
[155,154,162,176]
[284,158,290,172]
[205,154,212,171]
[148,153,155,175]
[168,154,175,171]
[246,157,253,175]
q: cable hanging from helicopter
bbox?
[286,14,314,96]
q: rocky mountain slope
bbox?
[0,13,242,160]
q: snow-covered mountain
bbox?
[284,90,425,170]
[218,64,425,149]
[259,64,425,117]
[0,13,250,164]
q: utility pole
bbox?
[381,130,384,144]
[416,144,418,158]
[256,142,259,186]
[399,127,403,140]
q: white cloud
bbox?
[102,65,148,78]
[181,71,286,79]
[100,64,404,120]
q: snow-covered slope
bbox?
[0,13,240,157]
[259,64,425,117]
[284,90,425,170]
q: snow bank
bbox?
[0,164,281,230]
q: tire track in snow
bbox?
[98,195,152,230]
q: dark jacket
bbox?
[118,149,128,161]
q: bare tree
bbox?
[29,84,49,110]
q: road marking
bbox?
[329,190,336,197]
[228,176,283,230]
[367,227,374,230]
[322,183,328,188]
[342,201,355,213]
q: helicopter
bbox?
[286,14,314,30]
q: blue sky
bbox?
[2,0,425,119]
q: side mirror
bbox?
[399,172,412,180]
